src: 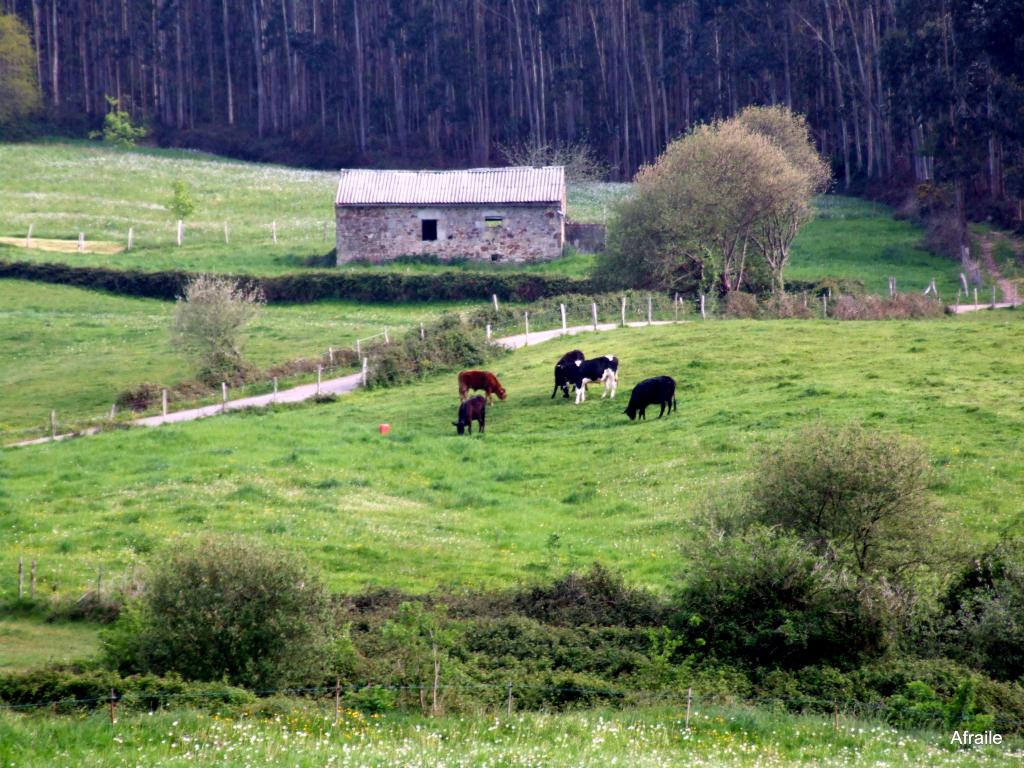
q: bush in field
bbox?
[940,541,1024,682]
[171,274,263,385]
[102,539,332,690]
[831,293,945,320]
[676,524,886,668]
[749,423,942,582]
[168,179,196,221]
[723,291,760,318]
[89,95,148,148]
[367,314,495,388]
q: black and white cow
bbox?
[568,355,619,404]
[624,376,676,420]
[551,349,585,399]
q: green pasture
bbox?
[2,313,1022,599]
[0,143,962,293]
[1,703,1018,767]
[0,618,100,674]
[0,279,475,442]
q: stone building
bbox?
[335,166,566,264]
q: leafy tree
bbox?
[171,274,263,384]
[102,539,333,689]
[168,179,196,221]
[749,423,943,582]
[0,13,41,127]
[599,121,809,293]
[381,602,459,715]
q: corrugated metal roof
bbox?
[336,166,565,206]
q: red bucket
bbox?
[379,423,391,436]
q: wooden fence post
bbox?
[176,220,183,246]
[30,560,36,599]
[221,382,228,412]
[685,687,693,730]
[383,328,389,344]
[17,557,23,599]
[822,294,828,318]
[109,689,117,726]
[700,294,706,320]
[506,682,513,716]
[591,302,598,332]
[647,295,653,325]
[109,404,117,421]
[161,388,168,417]
[960,272,970,293]
[620,295,627,327]
[523,311,530,345]
[78,233,85,252]
[486,324,492,341]
[97,566,102,597]
[223,222,229,244]
[127,227,134,250]
[272,377,278,400]
[316,365,322,395]
[992,285,997,308]
[560,303,567,335]
[674,293,680,323]
[26,223,33,247]
[974,287,979,306]
[50,410,56,439]
[420,323,425,340]
[492,294,499,312]
[833,702,839,732]
[271,220,278,244]
[335,677,341,724]
[361,357,368,387]
[356,339,361,358]
[329,346,335,366]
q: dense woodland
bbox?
[1,1,1023,217]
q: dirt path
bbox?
[7,320,678,448]
[946,230,1022,313]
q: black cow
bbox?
[568,355,619,404]
[624,376,677,420]
[453,395,486,434]
[551,349,585,399]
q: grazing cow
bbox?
[453,395,486,435]
[551,349,585,399]
[458,370,507,403]
[568,355,619,404]
[624,376,677,421]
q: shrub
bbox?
[940,541,1024,682]
[723,291,760,318]
[749,423,942,582]
[676,525,886,669]
[115,382,161,412]
[367,314,496,389]
[513,564,666,628]
[102,539,333,690]
[171,275,264,385]
[831,293,945,320]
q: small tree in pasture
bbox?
[381,602,459,715]
[749,423,942,582]
[171,274,263,385]
[89,95,148,148]
[169,179,196,221]
[0,13,41,127]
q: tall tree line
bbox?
[2,0,1022,211]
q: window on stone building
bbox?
[485,216,504,228]
[421,219,438,241]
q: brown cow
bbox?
[458,370,507,403]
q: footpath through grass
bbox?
[0,279,473,442]
[2,314,1022,598]
[1,703,1018,767]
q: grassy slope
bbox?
[0,704,1019,767]
[0,279,472,441]
[0,618,100,673]
[2,314,1022,598]
[0,142,960,292]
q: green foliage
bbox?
[366,314,496,388]
[749,423,942,581]
[88,96,147,148]
[168,179,195,221]
[0,14,40,127]
[941,541,1024,682]
[676,524,886,668]
[171,274,263,384]
[102,539,333,689]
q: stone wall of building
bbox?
[335,204,564,264]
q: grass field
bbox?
[2,313,1022,599]
[1,703,1019,767]
[0,279,476,442]
[0,617,100,673]
[0,142,962,293]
